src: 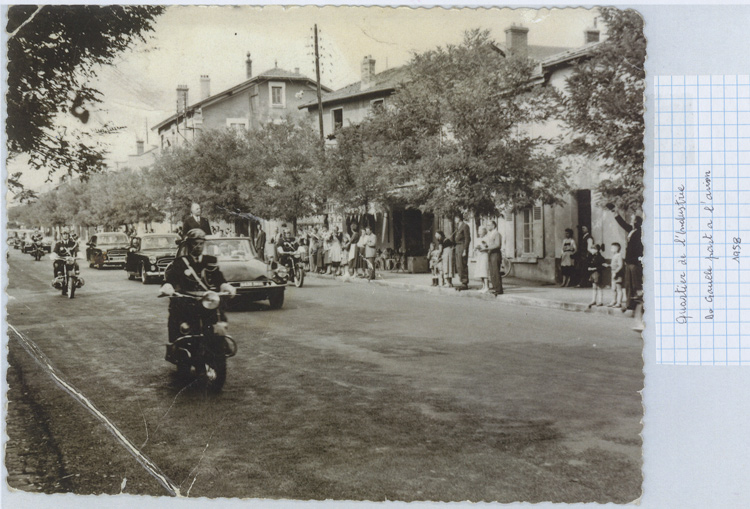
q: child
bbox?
[429,242,443,286]
[607,242,625,308]
[587,243,606,308]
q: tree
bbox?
[560,8,645,213]
[371,29,568,217]
[321,121,399,217]
[242,118,325,230]
[150,128,266,230]
[6,5,164,192]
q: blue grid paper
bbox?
[655,75,750,365]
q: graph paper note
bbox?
[655,75,750,364]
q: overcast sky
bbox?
[9,5,599,193]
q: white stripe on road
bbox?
[8,323,182,497]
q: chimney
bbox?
[136,140,144,155]
[246,52,253,79]
[200,75,210,100]
[585,18,600,44]
[176,84,189,113]
[294,67,300,75]
[360,55,376,91]
[505,23,529,58]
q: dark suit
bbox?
[453,222,471,286]
[615,215,643,310]
[183,215,211,236]
[254,230,266,260]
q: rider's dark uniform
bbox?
[164,253,227,342]
[53,239,78,277]
[277,236,299,268]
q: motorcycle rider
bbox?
[159,228,237,346]
[275,225,299,271]
[53,231,79,278]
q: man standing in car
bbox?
[182,203,211,237]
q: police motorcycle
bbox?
[159,289,237,392]
[52,246,84,298]
[30,234,45,261]
[276,241,305,288]
[159,229,238,392]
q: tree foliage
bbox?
[560,8,645,213]
[366,29,568,217]
[6,5,164,189]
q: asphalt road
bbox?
[5,250,642,503]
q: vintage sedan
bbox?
[125,233,180,283]
[86,232,130,269]
[174,236,287,309]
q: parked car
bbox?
[41,236,53,253]
[173,236,287,309]
[86,232,130,269]
[125,233,180,283]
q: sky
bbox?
[7,5,599,194]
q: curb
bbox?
[306,273,631,318]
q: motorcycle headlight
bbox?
[149,256,157,263]
[201,291,221,310]
[275,265,289,278]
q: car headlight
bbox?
[149,256,157,263]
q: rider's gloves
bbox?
[160,283,175,296]
[220,283,237,297]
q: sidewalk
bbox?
[307,270,634,318]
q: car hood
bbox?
[139,249,177,258]
[220,259,271,282]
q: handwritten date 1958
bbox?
[733,237,742,264]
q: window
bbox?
[226,118,248,131]
[269,82,286,108]
[522,208,533,254]
[332,108,343,130]
[370,99,384,112]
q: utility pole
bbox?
[314,24,324,141]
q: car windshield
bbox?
[98,234,128,245]
[204,239,257,261]
[141,236,178,250]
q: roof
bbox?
[300,44,574,111]
[539,41,601,69]
[300,66,410,110]
[153,67,332,131]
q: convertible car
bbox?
[125,233,180,283]
[86,232,130,269]
[174,236,287,309]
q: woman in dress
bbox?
[474,226,490,293]
[329,226,343,276]
[347,223,361,277]
[560,228,577,287]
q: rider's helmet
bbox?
[184,228,206,244]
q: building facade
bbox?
[153,53,332,152]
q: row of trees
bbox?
[10,8,645,233]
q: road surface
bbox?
[5,250,642,502]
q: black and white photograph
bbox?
[4,5,645,504]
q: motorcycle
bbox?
[277,250,305,288]
[160,290,237,392]
[30,241,45,261]
[52,254,84,298]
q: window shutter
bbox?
[532,205,544,257]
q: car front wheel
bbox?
[268,290,284,309]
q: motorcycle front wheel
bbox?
[202,354,226,392]
[294,265,305,288]
[68,278,76,299]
